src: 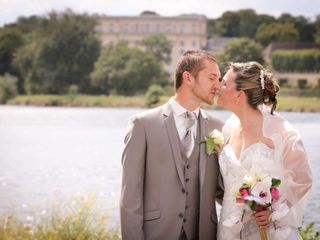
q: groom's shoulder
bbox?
[130,104,165,122]
[202,109,224,131]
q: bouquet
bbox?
[234,168,281,240]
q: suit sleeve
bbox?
[120,116,146,240]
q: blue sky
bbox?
[0,0,319,26]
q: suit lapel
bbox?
[162,104,186,189]
[199,111,208,191]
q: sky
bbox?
[1,0,320,27]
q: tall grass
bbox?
[0,195,120,240]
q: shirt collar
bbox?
[168,97,200,118]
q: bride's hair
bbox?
[229,61,279,114]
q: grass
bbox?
[0,195,120,240]
[5,94,320,112]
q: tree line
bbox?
[0,10,172,98]
[0,9,319,101]
[208,9,320,45]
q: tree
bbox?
[218,38,264,73]
[90,42,169,95]
[256,23,299,46]
[13,10,100,94]
[0,27,24,75]
[141,33,172,64]
[278,13,315,42]
[238,9,258,38]
[314,15,320,44]
[216,11,240,37]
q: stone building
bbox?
[96,13,207,73]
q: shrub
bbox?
[299,222,320,240]
[145,84,164,107]
[298,79,308,89]
[0,74,18,103]
[278,78,288,87]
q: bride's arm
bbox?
[281,129,312,206]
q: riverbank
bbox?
[6,94,320,112]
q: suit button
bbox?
[186,178,189,182]
[178,213,183,218]
[185,205,189,210]
[186,165,190,169]
[181,188,186,193]
[183,219,187,223]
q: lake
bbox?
[0,106,319,228]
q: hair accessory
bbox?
[260,69,265,90]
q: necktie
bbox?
[182,111,196,158]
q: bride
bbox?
[216,62,312,240]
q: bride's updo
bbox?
[229,62,279,114]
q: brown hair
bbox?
[229,62,279,114]
[175,50,217,90]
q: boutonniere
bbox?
[200,129,224,156]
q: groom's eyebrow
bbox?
[209,73,219,78]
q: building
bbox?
[96,13,207,73]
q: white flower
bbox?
[209,129,224,145]
[250,177,272,205]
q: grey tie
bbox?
[182,111,196,158]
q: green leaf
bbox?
[206,139,214,155]
[271,178,281,187]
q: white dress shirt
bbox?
[168,98,199,143]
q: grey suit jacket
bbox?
[120,102,224,240]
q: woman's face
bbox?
[217,69,239,110]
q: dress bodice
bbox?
[217,143,301,240]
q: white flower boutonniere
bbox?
[201,129,224,155]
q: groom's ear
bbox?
[182,71,193,85]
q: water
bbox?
[0,106,319,228]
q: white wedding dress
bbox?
[216,105,313,240]
[217,142,301,240]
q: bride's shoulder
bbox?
[264,111,299,138]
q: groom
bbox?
[120,50,224,240]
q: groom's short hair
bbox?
[175,50,217,90]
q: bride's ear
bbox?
[237,90,246,103]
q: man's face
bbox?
[191,60,221,105]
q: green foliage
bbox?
[13,10,100,94]
[278,13,316,42]
[256,23,299,46]
[0,196,120,240]
[141,33,172,64]
[0,27,24,75]
[300,222,320,240]
[218,38,264,73]
[298,79,308,89]
[271,49,320,72]
[0,74,18,103]
[215,9,275,38]
[145,84,164,107]
[278,78,288,87]
[91,41,169,95]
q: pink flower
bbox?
[271,188,280,201]
[240,188,250,197]
[236,197,244,203]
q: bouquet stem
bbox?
[259,227,268,240]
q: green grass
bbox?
[0,195,120,240]
[5,94,320,112]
